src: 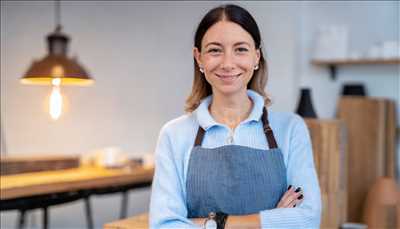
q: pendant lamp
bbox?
[20,24,93,86]
[21,0,93,85]
[20,0,93,120]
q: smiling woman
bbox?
[186,5,269,114]
[194,20,259,101]
[149,4,321,229]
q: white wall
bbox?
[298,1,399,119]
[1,1,398,228]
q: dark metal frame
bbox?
[1,181,152,229]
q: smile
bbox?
[215,73,241,79]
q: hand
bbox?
[276,185,304,208]
[191,217,205,227]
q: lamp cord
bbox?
[55,0,61,30]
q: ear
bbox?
[193,47,203,67]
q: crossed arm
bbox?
[190,185,305,228]
[149,117,321,228]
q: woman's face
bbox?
[194,20,260,96]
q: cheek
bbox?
[237,57,255,72]
[202,54,256,73]
[203,56,221,71]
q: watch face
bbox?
[205,219,217,229]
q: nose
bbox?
[220,51,234,71]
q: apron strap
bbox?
[194,107,278,149]
[262,107,278,149]
[194,126,206,146]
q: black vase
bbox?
[296,88,317,118]
[341,83,367,96]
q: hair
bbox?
[184,4,271,113]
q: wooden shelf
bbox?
[311,58,400,80]
[312,58,400,66]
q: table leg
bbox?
[84,196,94,229]
[120,191,129,219]
[17,210,26,229]
[42,207,48,229]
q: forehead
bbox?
[202,20,255,47]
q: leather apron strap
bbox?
[194,107,278,149]
[261,107,278,149]
[194,127,205,146]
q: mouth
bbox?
[215,73,242,80]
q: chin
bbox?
[213,85,247,96]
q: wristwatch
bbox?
[203,212,228,229]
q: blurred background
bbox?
[1,1,399,229]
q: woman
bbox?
[150,4,321,229]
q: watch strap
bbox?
[215,212,228,229]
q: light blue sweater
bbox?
[149,90,322,228]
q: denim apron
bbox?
[186,108,287,217]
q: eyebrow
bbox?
[204,41,251,48]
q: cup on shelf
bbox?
[382,41,398,59]
[313,25,348,60]
[367,42,383,59]
[348,51,361,60]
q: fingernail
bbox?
[297,194,304,200]
[295,187,301,193]
[287,185,292,190]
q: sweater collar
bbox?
[194,89,265,130]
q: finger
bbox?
[289,193,304,208]
[282,185,294,199]
[285,190,304,208]
[281,188,302,207]
[277,186,295,207]
[279,186,296,204]
[292,198,304,208]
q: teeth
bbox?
[218,74,240,78]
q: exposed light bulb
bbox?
[52,77,61,86]
[49,78,63,120]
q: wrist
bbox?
[225,214,261,229]
[203,212,228,229]
[215,212,228,229]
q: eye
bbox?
[207,48,222,53]
[236,47,249,52]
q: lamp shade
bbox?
[21,26,93,86]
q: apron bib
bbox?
[186,108,287,217]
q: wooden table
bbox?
[104,213,260,229]
[104,213,149,229]
[1,165,154,229]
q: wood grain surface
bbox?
[1,165,154,200]
[337,96,396,222]
[305,118,347,228]
[103,213,261,229]
[1,155,80,175]
[104,213,149,229]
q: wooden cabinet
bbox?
[305,119,347,228]
[336,96,397,222]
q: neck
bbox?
[209,90,253,130]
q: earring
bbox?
[254,65,259,70]
[199,67,204,73]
